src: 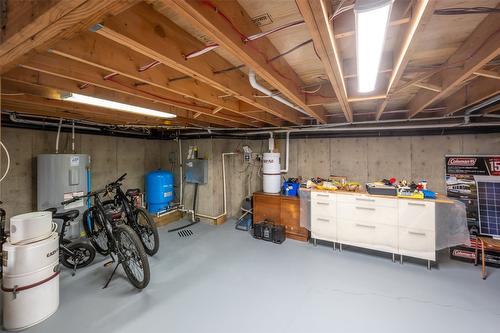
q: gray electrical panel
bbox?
[37,154,90,238]
[185,159,208,184]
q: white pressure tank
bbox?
[2,232,60,331]
[263,152,281,193]
[9,211,52,245]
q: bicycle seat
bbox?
[53,210,80,223]
[44,207,58,215]
[126,188,141,197]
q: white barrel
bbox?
[2,232,60,331]
[9,212,52,245]
[263,152,281,193]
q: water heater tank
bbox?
[37,154,89,238]
[263,152,281,194]
[146,170,174,214]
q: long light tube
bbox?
[355,0,393,93]
[63,93,176,118]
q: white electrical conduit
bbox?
[280,131,290,173]
[0,141,11,182]
[196,152,237,221]
[248,70,311,117]
[55,118,63,154]
[72,121,75,153]
[178,138,183,206]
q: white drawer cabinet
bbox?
[398,227,436,261]
[310,190,439,268]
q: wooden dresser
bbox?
[252,192,309,242]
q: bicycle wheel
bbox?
[61,242,96,269]
[115,224,150,289]
[83,209,110,256]
[135,208,160,256]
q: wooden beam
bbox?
[413,82,442,93]
[19,53,258,127]
[49,32,241,113]
[0,0,138,74]
[408,8,500,118]
[4,67,249,128]
[168,0,327,124]
[297,0,353,122]
[95,3,298,126]
[376,0,435,120]
[473,69,500,80]
[443,77,500,116]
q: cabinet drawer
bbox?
[311,214,336,241]
[398,227,436,261]
[398,200,435,230]
[337,220,397,252]
[337,194,397,208]
[311,199,336,215]
[311,191,336,202]
[338,203,397,226]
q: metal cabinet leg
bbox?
[392,253,395,263]
[313,238,317,247]
[400,255,403,265]
[427,260,431,270]
[333,242,336,251]
[339,243,343,252]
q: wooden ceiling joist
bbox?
[93,3,301,126]
[473,69,500,81]
[297,0,353,122]
[408,8,500,118]
[168,0,327,124]
[0,0,138,74]
[443,77,500,116]
[19,53,258,128]
[376,0,435,120]
[49,32,241,113]
[3,68,246,129]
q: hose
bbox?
[0,141,11,182]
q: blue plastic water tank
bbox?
[145,170,174,214]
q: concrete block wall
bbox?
[0,127,164,220]
[160,133,500,220]
[1,126,499,223]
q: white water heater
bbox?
[2,232,60,331]
[263,152,281,193]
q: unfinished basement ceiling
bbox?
[0,0,499,131]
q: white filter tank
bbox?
[2,232,60,331]
[263,152,281,193]
[9,212,53,245]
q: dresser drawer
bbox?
[337,220,397,252]
[398,227,436,261]
[311,214,336,241]
[337,194,397,208]
[398,200,435,230]
[338,202,398,226]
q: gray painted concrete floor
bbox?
[4,219,500,333]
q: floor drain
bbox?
[178,229,193,237]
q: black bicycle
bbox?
[47,209,96,276]
[63,187,150,289]
[90,174,159,256]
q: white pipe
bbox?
[178,138,183,206]
[55,118,63,154]
[248,70,310,116]
[196,152,237,221]
[71,121,75,153]
[0,141,11,182]
[280,131,290,173]
[268,132,274,152]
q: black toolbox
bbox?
[253,221,286,244]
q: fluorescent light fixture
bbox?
[355,0,393,93]
[63,93,176,119]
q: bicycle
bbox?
[47,208,96,276]
[63,186,150,289]
[101,174,159,256]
